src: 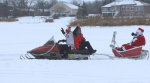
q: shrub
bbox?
[0,18,18,22]
[69,16,150,26]
[45,19,54,23]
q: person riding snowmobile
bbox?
[59,27,75,58]
[73,24,96,54]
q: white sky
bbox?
[58,0,102,2]
[58,0,132,2]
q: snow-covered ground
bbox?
[0,16,150,83]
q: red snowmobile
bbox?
[110,31,149,59]
[25,36,93,60]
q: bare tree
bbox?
[49,0,58,8]
[26,0,37,8]
[17,0,26,9]
[9,0,19,9]
[26,0,37,16]
[36,0,47,15]
[94,0,103,14]
[55,5,65,16]
[7,0,19,17]
[43,0,58,9]
[34,0,58,16]
[70,0,81,7]
[86,0,103,14]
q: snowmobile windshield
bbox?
[44,36,55,45]
[45,40,54,45]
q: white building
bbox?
[50,2,79,17]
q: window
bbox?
[131,6,134,10]
[103,8,108,12]
[137,12,142,15]
[67,9,70,13]
[126,13,129,16]
[122,6,125,11]
[114,6,117,11]
[126,6,130,11]
[136,7,141,11]
[122,13,125,16]
[65,9,70,13]
[131,13,134,16]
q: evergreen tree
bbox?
[102,0,115,6]
[82,2,88,17]
[136,0,150,4]
[77,1,88,18]
[4,0,9,18]
[0,0,9,18]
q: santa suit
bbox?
[64,32,75,49]
[122,28,146,50]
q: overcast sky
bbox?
[58,0,102,2]
[58,0,123,2]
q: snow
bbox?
[103,0,150,7]
[88,14,101,17]
[0,16,150,83]
[63,2,79,9]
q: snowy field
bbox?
[0,16,150,83]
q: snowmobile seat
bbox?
[69,49,90,54]
[58,44,90,54]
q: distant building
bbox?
[102,0,150,17]
[50,2,79,17]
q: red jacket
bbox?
[73,26,84,49]
[74,34,84,49]
[122,35,146,50]
[134,36,146,46]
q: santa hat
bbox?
[65,27,71,33]
[136,28,144,35]
[78,27,81,31]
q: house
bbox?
[102,0,150,17]
[50,2,79,17]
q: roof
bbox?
[50,2,79,10]
[103,0,150,7]
[62,2,79,9]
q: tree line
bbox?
[0,0,58,18]
[136,0,150,3]
[0,0,150,18]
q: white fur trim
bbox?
[122,46,126,51]
[136,30,142,35]
[132,38,137,42]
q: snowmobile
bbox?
[20,32,149,60]
[110,31,149,59]
[24,36,94,60]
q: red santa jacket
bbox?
[122,35,146,50]
[134,35,146,46]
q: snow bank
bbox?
[0,16,150,83]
